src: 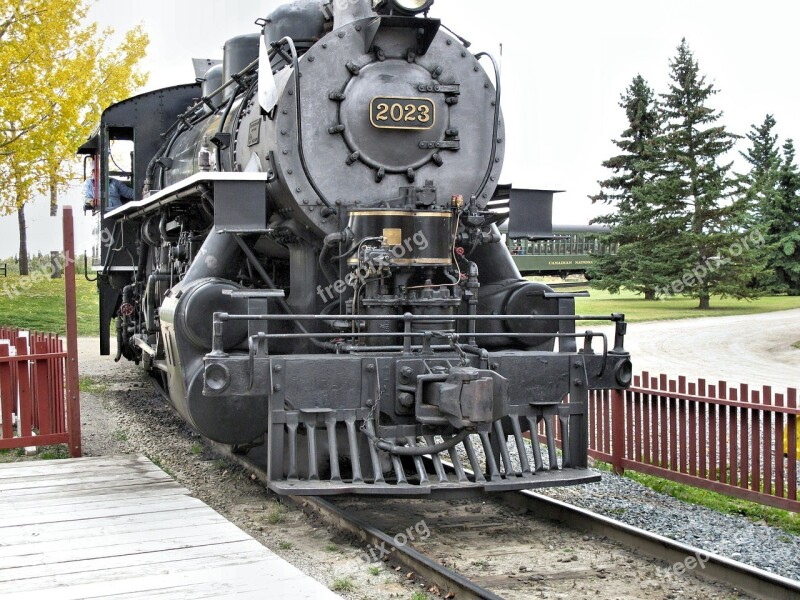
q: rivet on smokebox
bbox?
[451,194,464,208]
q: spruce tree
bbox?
[655,39,761,309]
[589,75,667,299]
[739,115,782,291]
[769,140,800,294]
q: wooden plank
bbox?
[33,338,52,435]
[0,455,163,476]
[740,384,750,490]
[0,483,189,510]
[0,509,226,546]
[0,433,69,451]
[750,389,761,493]
[0,525,252,567]
[0,541,274,585]
[15,336,33,437]
[788,389,797,501]
[0,477,185,499]
[5,560,341,600]
[0,467,172,490]
[0,497,209,529]
[0,542,273,585]
[0,463,169,484]
[0,344,12,440]
[0,492,201,519]
[0,520,245,556]
[62,207,82,457]
[775,393,785,499]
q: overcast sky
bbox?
[2,0,799,258]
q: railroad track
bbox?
[211,442,800,600]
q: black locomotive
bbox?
[79,0,632,496]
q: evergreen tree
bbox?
[767,140,800,294]
[589,75,668,299]
[738,115,783,291]
[654,39,761,309]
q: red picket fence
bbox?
[0,329,71,450]
[542,372,799,512]
[0,207,81,457]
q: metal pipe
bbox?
[217,313,624,322]
[473,52,502,201]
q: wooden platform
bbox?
[0,455,342,599]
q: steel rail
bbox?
[206,445,799,599]
[498,490,800,600]
[209,441,502,600]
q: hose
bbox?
[319,232,343,284]
[369,429,471,456]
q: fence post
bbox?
[612,388,625,475]
[63,206,82,458]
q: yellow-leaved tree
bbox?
[0,0,148,274]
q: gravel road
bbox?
[581,309,800,389]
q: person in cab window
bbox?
[83,173,134,210]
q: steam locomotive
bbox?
[79,0,632,496]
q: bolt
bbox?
[575,361,583,369]
[274,365,282,372]
[399,393,414,408]
[274,384,282,392]
[366,398,375,406]
[490,362,500,370]
[573,378,583,387]
[366,364,376,372]
[400,366,413,380]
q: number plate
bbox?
[370,97,435,130]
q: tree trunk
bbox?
[17,204,29,276]
[49,177,58,217]
[698,287,710,309]
[50,251,62,278]
[644,290,656,301]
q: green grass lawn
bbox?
[576,288,800,323]
[0,274,98,336]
